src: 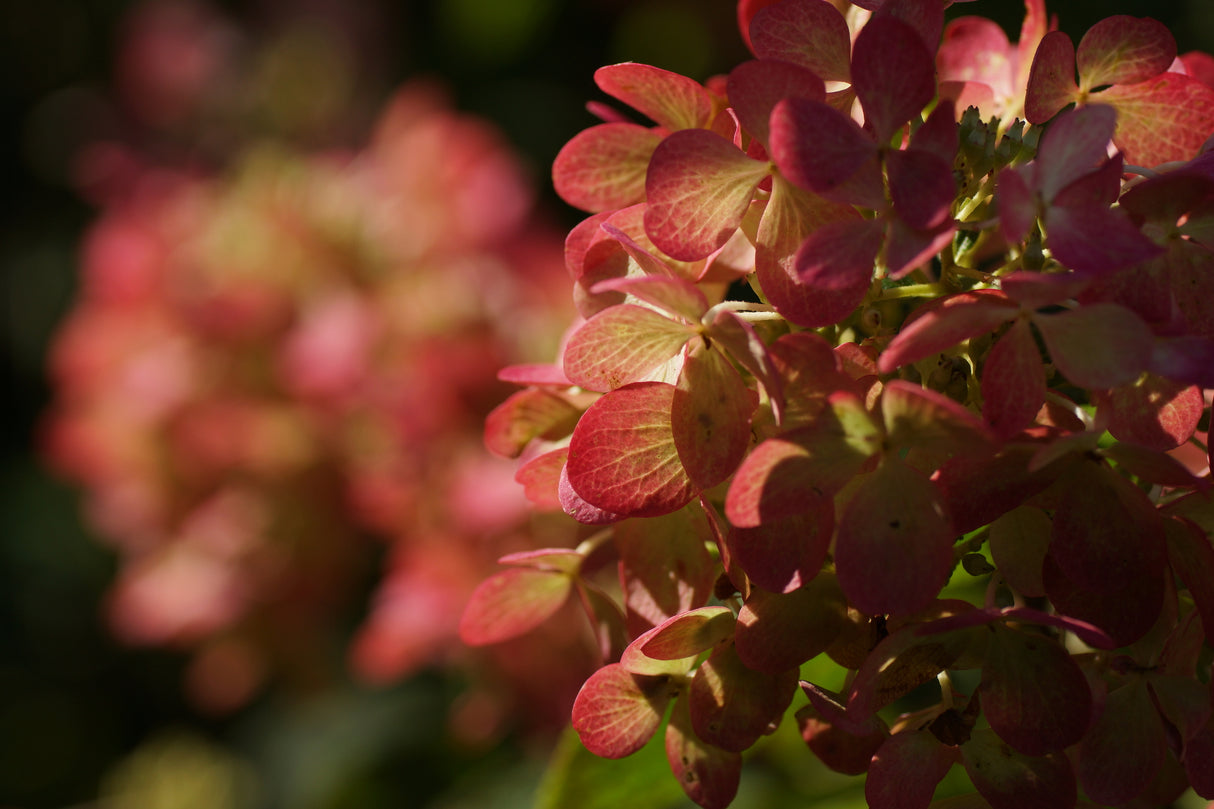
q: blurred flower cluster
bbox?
[41,0,592,740]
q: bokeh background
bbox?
[1,2,1212,808]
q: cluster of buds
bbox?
[468,0,1214,806]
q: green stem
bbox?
[879,282,952,300]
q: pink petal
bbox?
[769,97,883,206]
[458,566,572,645]
[665,697,742,809]
[1075,15,1176,90]
[562,304,694,391]
[565,382,696,517]
[937,15,1014,95]
[851,15,937,143]
[753,176,864,327]
[571,662,674,758]
[671,340,757,491]
[553,123,662,212]
[878,289,1017,373]
[749,0,852,82]
[1032,303,1153,388]
[1034,104,1117,200]
[1025,30,1080,123]
[727,59,825,149]
[981,318,1047,437]
[793,217,883,327]
[886,147,956,230]
[594,62,716,131]
[1097,72,1214,166]
[834,459,955,617]
[644,129,770,261]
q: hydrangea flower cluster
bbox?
[43,74,591,730]
[466,1,1214,806]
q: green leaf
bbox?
[535,726,688,809]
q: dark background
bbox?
[0,1,1209,807]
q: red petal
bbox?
[1077,680,1167,805]
[595,62,716,132]
[980,625,1091,755]
[988,505,1051,598]
[851,15,937,143]
[553,123,662,212]
[996,166,1037,245]
[881,379,995,455]
[1075,15,1176,89]
[665,697,742,809]
[566,382,696,517]
[1105,376,1204,450]
[735,574,847,673]
[769,97,883,205]
[727,59,824,149]
[484,388,582,458]
[562,304,693,391]
[749,0,852,82]
[834,459,955,617]
[961,727,1077,809]
[672,340,757,491]
[1031,303,1153,389]
[1042,552,1164,648]
[1024,30,1079,123]
[867,731,956,809]
[792,217,883,327]
[639,606,736,661]
[1049,461,1166,594]
[726,397,881,528]
[1044,204,1163,275]
[688,642,798,752]
[1098,72,1214,166]
[753,176,863,327]
[572,662,675,758]
[644,129,770,260]
[591,271,709,322]
[878,290,1017,374]
[459,567,572,645]
[1034,104,1117,200]
[981,318,1046,437]
[615,507,716,636]
[887,147,956,231]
